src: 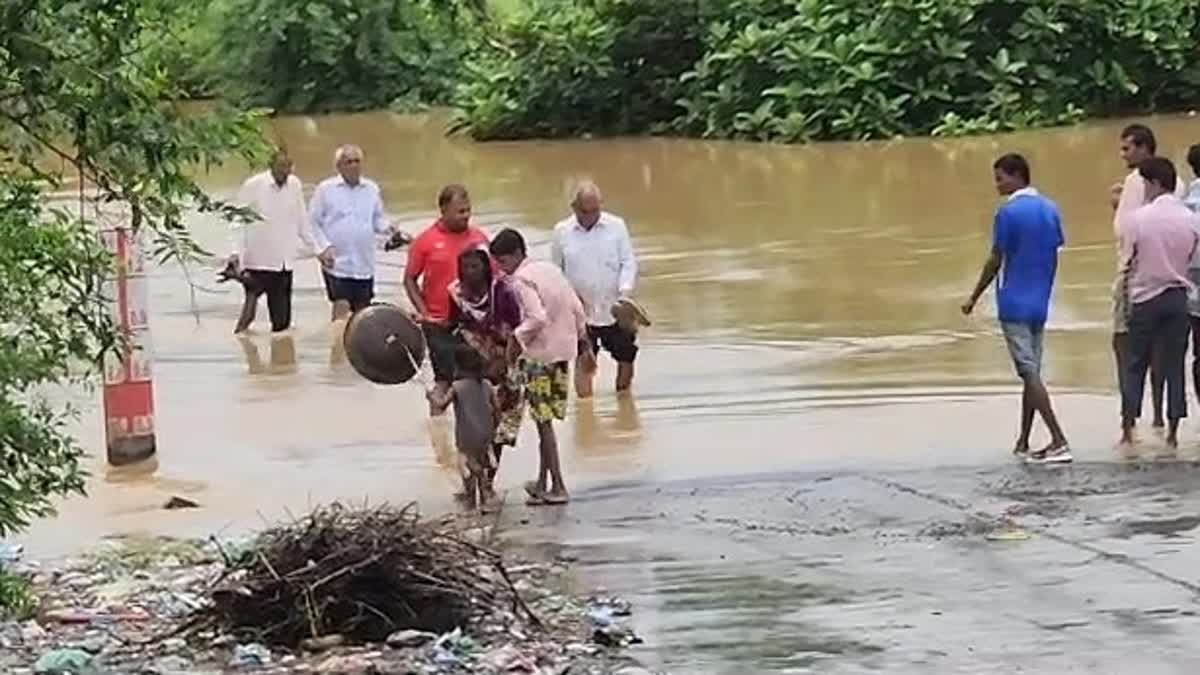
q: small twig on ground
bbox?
[208,535,234,568]
[493,560,545,631]
[307,554,381,592]
[257,551,282,583]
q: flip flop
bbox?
[523,480,544,500]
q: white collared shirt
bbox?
[230,172,314,271]
[550,210,638,327]
[1008,186,1039,200]
[1115,169,1186,233]
[309,175,388,280]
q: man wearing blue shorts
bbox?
[962,153,1071,463]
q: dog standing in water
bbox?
[426,344,499,511]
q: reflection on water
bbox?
[574,394,644,474]
[21,111,1200,557]
[237,334,298,375]
[103,457,160,484]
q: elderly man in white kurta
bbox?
[228,150,317,334]
[551,181,640,397]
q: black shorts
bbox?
[322,272,374,312]
[587,323,638,363]
[422,322,464,383]
[243,269,293,332]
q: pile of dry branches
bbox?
[199,503,535,647]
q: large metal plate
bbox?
[343,303,426,385]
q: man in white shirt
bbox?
[309,145,396,320]
[227,150,316,334]
[551,181,640,397]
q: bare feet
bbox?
[479,493,501,514]
[1166,433,1179,449]
[1118,428,1135,449]
[454,491,476,510]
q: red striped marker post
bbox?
[99,227,156,465]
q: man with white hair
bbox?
[226,148,315,334]
[551,180,642,397]
[309,145,397,319]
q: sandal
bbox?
[526,494,568,507]
[523,480,544,500]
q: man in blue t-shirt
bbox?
[962,153,1071,464]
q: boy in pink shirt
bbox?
[489,229,592,505]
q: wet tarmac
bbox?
[503,460,1200,673]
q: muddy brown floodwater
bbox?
[18,111,1200,671]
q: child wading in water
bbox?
[427,345,499,510]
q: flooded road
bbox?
[20,111,1200,671]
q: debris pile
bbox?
[1,505,649,673]
[201,503,535,647]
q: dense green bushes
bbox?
[672,0,1200,141]
[200,0,484,113]
[451,0,712,139]
[452,0,1200,142]
[148,0,1200,140]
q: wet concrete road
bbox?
[501,460,1200,674]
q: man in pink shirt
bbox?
[1118,157,1200,449]
[489,229,592,505]
[1110,124,1184,432]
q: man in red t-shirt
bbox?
[405,184,490,390]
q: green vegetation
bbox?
[0,0,265,549]
[200,0,487,113]
[450,0,711,139]
[454,0,1200,142]
[0,571,36,619]
[124,0,1200,141]
[672,0,1200,141]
